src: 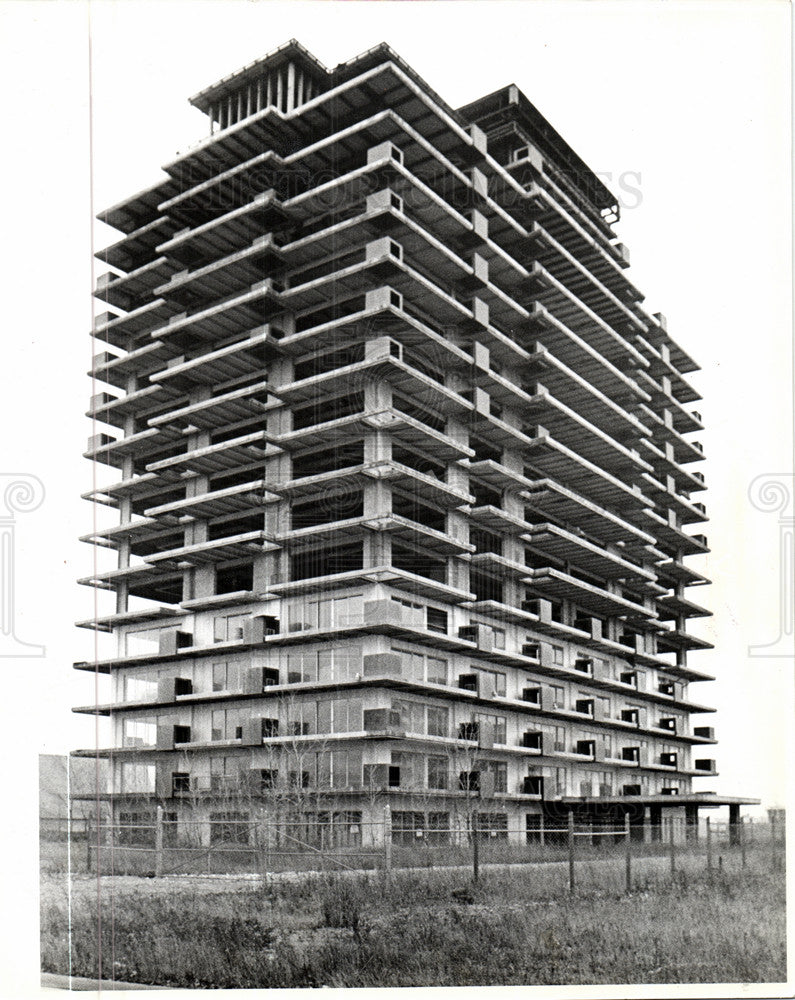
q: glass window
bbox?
[287,700,316,736]
[483,760,507,793]
[122,719,156,748]
[119,763,155,794]
[331,749,362,789]
[125,628,163,657]
[212,662,229,692]
[123,674,157,702]
[426,607,448,634]
[427,705,449,737]
[427,656,447,685]
[427,755,449,790]
[478,668,506,696]
[286,652,316,684]
[214,614,248,643]
[211,710,225,742]
[392,699,422,733]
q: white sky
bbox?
[0,1,790,994]
[0,3,792,962]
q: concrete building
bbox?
[76,40,753,848]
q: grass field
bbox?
[41,848,786,988]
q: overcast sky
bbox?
[0,0,791,876]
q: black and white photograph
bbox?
[0,1,791,996]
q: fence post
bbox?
[669,815,676,874]
[624,812,632,893]
[539,812,545,849]
[740,817,747,869]
[155,805,164,877]
[255,817,265,877]
[383,805,392,880]
[472,810,480,884]
[705,816,712,871]
[568,811,575,893]
[86,817,92,874]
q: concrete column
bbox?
[286,62,296,113]
[649,804,662,842]
[729,803,741,846]
[685,803,699,841]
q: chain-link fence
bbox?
[74,811,786,886]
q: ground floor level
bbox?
[92,792,749,851]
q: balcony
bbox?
[524,566,655,620]
[276,407,472,462]
[160,146,285,227]
[87,384,177,428]
[656,593,711,622]
[84,427,181,468]
[78,562,184,604]
[147,429,275,477]
[97,216,179,273]
[523,428,651,513]
[154,279,284,345]
[95,258,177,311]
[278,339,472,417]
[158,189,289,266]
[146,528,276,566]
[693,726,716,742]
[528,220,645,339]
[145,479,270,520]
[526,261,641,366]
[523,523,655,583]
[523,478,654,550]
[149,378,276,432]
[362,708,404,737]
[151,327,283,391]
[157,235,286,307]
[521,343,647,442]
[93,299,178,350]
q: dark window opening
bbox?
[471,568,503,604]
[292,392,363,430]
[291,491,363,530]
[290,541,363,581]
[470,436,502,463]
[459,770,480,792]
[292,441,364,478]
[216,562,254,595]
[210,467,262,491]
[171,772,190,794]
[472,481,501,507]
[392,540,446,583]
[471,527,503,555]
[208,514,262,541]
[295,295,364,334]
[391,492,446,533]
[393,394,446,433]
[458,721,479,741]
[293,343,365,381]
[391,443,446,480]
[426,606,448,634]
